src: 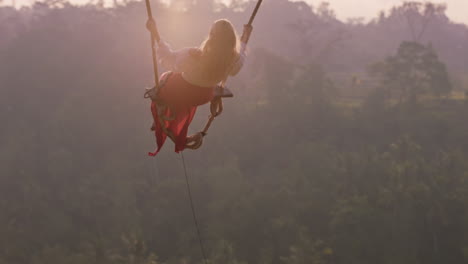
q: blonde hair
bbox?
[196,19,240,84]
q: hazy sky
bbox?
[9,0,468,24]
[301,0,468,24]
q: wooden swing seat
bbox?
[214,85,234,98]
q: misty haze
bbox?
[1,1,468,264]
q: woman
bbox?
[146,19,252,156]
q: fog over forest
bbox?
[1,0,468,264]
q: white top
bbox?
[157,40,247,78]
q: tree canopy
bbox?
[1,1,468,264]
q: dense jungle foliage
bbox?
[1,0,468,263]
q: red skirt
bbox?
[149,72,215,156]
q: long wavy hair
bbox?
[196,19,240,84]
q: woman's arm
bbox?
[229,42,247,76]
[156,40,176,70]
[146,19,197,72]
[229,25,253,76]
[157,40,199,72]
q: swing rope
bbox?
[181,152,209,264]
[143,0,264,262]
[144,0,160,87]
